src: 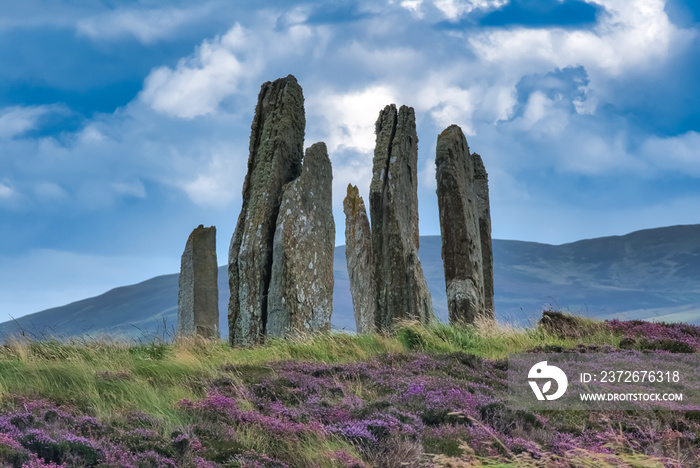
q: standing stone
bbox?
[473,153,495,316]
[228,75,305,346]
[369,104,434,330]
[343,184,375,334]
[267,142,335,337]
[435,125,493,324]
[178,225,219,339]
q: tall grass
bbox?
[0,318,617,422]
[0,317,688,467]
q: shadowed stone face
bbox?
[473,153,494,315]
[435,125,494,323]
[343,184,375,334]
[178,225,219,339]
[267,142,335,337]
[370,104,434,330]
[228,75,305,346]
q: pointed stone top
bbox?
[189,225,215,241]
[343,184,366,217]
[472,153,488,180]
[437,124,470,160]
[304,142,330,168]
[438,124,463,139]
[263,74,298,86]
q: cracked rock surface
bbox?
[267,142,335,337]
[228,75,305,346]
[370,104,434,330]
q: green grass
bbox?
[0,318,618,423]
[0,317,687,467]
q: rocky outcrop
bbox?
[473,153,495,315]
[267,143,334,337]
[369,104,434,330]
[343,184,375,334]
[228,75,305,346]
[435,125,494,324]
[178,225,219,339]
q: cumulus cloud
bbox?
[140,23,262,118]
[398,0,508,19]
[469,0,693,78]
[76,5,211,44]
[140,18,330,119]
[308,85,398,153]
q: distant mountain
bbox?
[2,224,700,340]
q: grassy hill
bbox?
[0,318,699,466]
[2,225,700,340]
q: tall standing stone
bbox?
[370,104,434,330]
[228,75,305,346]
[473,153,495,315]
[435,125,493,324]
[267,142,335,337]
[178,225,219,339]
[343,184,375,334]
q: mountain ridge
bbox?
[3,224,700,340]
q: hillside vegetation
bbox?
[1,315,700,467]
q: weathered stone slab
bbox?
[178,225,219,339]
[369,104,434,330]
[267,142,335,337]
[343,184,375,334]
[473,152,495,316]
[435,125,493,323]
[228,75,305,346]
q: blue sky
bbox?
[1,0,699,321]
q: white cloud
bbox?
[0,180,13,199]
[433,0,507,19]
[308,85,398,153]
[557,130,641,175]
[183,147,246,208]
[76,5,211,44]
[330,151,375,211]
[400,0,507,20]
[400,0,425,18]
[641,131,700,176]
[140,23,262,119]
[419,83,475,134]
[139,19,330,119]
[0,105,61,140]
[468,0,693,78]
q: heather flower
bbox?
[235,449,289,468]
[0,431,24,451]
[607,319,700,350]
[22,453,66,468]
[134,450,177,468]
[328,420,378,444]
[505,436,542,458]
[331,450,366,468]
[73,415,105,438]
